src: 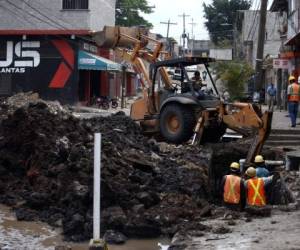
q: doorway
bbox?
[78,70,102,104]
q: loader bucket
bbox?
[94,26,149,48]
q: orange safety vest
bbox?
[288,83,300,102]
[246,178,266,207]
[223,175,241,204]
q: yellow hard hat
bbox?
[254,155,264,163]
[289,75,295,82]
[230,162,240,170]
[245,167,256,177]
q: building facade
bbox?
[235,10,284,102]
[270,0,299,109]
[0,0,125,105]
[0,0,115,32]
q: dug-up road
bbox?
[175,208,300,250]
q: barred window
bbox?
[62,0,89,10]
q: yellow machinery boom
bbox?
[94,26,273,164]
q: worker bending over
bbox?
[221,162,245,211]
[244,167,273,207]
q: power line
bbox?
[246,0,260,41]
[22,0,71,30]
[160,19,177,39]
[6,0,63,29]
[189,18,197,39]
[250,13,259,41]
[179,13,190,54]
[0,2,36,27]
[4,0,94,44]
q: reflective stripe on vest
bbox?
[223,175,241,204]
[288,83,300,102]
[247,178,266,206]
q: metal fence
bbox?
[62,0,89,10]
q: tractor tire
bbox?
[159,103,196,144]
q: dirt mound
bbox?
[0,97,212,241]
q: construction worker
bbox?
[244,167,273,207]
[192,71,206,90]
[254,155,270,178]
[287,75,300,127]
[221,162,245,211]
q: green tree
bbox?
[116,0,154,27]
[214,61,254,100]
[203,0,251,45]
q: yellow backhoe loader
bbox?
[94,26,272,163]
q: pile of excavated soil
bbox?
[0,93,289,243]
[0,96,213,242]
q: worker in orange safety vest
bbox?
[221,162,245,211]
[287,75,300,127]
[244,167,273,207]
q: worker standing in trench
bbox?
[254,155,270,178]
[221,162,246,211]
[244,167,275,215]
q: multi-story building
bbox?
[270,0,299,109]
[0,0,123,104]
[235,10,284,102]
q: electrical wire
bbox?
[250,12,259,41]
[27,0,81,29]
[245,0,260,41]
[22,0,72,30]
[0,2,36,27]
[6,0,63,29]
[269,12,279,41]
[3,0,98,46]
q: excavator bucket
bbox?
[245,110,273,163]
[94,26,149,48]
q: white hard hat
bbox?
[254,155,264,163]
[230,162,240,170]
[246,167,256,178]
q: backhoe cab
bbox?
[131,56,226,144]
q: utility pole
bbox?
[189,18,197,56]
[179,13,190,56]
[160,19,177,39]
[160,19,177,55]
[189,18,197,39]
[254,0,268,91]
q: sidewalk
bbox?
[270,108,300,131]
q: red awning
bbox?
[285,32,300,46]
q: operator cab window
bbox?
[62,0,89,10]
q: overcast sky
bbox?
[143,0,212,42]
[143,0,273,43]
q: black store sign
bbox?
[0,36,79,104]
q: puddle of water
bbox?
[43,236,170,250]
[0,205,170,250]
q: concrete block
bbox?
[89,239,108,250]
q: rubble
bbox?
[0,93,297,244]
[0,94,212,242]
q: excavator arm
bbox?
[95,26,273,164]
[222,103,273,163]
[192,102,273,164]
[95,26,174,117]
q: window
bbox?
[62,0,89,10]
